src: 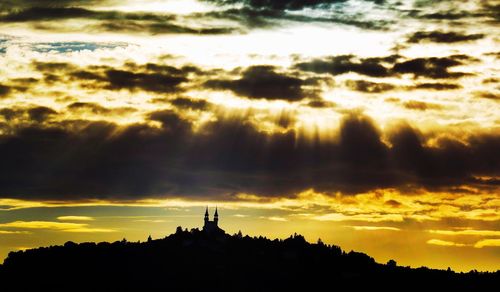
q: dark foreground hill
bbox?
[0,228,498,292]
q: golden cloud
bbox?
[312,213,404,223]
[57,216,95,221]
[1,188,499,225]
[428,229,500,237]
[0,230,31,234]
[0,221,115,233]
[474,239,500,248]
[348,226,401,231]
[265,216,288,222]
[427,239,467,247]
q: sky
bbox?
[0,0,499,272]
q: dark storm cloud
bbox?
[26,55,476,102]
[345,80,395,93]
[33,61,77,72]
[0,84,11,98]
[35,61,196,93]
[67,102,136,115]
[0,104,136,129]
[69,70,107,82]
[67,102,112,114]
[202,0,348,11]
[306,100,336,108]
[199,6,392,30]
[392,55,474,79]
[95,19,237,35]
[410,2,500,22]
[473,91,499,100]
[131,63,203,76]
[205,66,312,101]
[295,54,473,79]
[482,78,498,84]
[0,7,239,35]
[198,7,284,29]
[0,1,392,33]
[0,79,40,98]
[103,70,187,93]
[0,105,59,126]
[198,0,396,30]
[9,77,39,86]
[0,5,180,25]
[0,111,197,199]
[407,31,485,43]
[389,126,499,187]
[0,0,104,12]
[27,106,58,123]
[203,0,391,11]
[403,100,443,111]
[170,97,210,110]
[295,55,393,78]
[1,7,100,22]
[0,121,171,199]
[411,11,478,20]
[406,0,500,22]
[413,82,461,90]
[0,109,498,200]
[486,51,500,60]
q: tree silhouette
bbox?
[0,228,497,292]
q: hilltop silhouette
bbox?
[0,226,498,292]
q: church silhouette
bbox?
[203,207,225,234]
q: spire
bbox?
[214,206,218,226]
[204,206,209,223]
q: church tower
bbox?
[204,206,209,225]
[214,207,218,226]
[203,207,224,234]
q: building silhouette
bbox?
[203,207,224,234]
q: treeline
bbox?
[0,227,498,291]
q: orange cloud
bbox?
[348,226,400,231]
[427,239,467,247]
[428,229,500,236]
[474,239,500,248]
[0,230,30,234]
[0,221,115,233]
[57,216,95,221]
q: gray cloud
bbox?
[0,7,239,35]
[403,100,443,111]
[345,80,395,93]
[0,84,11,98]
[392,55,474,79]
[0,0,394,35]
[407,31,484,43]
[295,54,474,79]
[202,0,348,11]
[170,97,211,110]
[295,55,396,78]
[473,91,499,100]
[0,0,104,11]
[27,106,58,123]
[34,61,196,93]
[205,65,314,101]
[413,82,461,90]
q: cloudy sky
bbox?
[0,0,499,271]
